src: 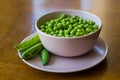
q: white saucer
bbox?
[18,33,108,73]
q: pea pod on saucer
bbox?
[14,34,50,66]
[14,35,41,52]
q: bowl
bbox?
[35,10,102,57]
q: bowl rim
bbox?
[35,9,102,39]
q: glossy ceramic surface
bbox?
[18,33,108,73]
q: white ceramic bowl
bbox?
[35,10,102,57]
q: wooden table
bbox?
[0,0,120,79]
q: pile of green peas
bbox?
[39,14,99,37]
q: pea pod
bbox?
[41,49,49,65]
[14,35,41,51]
[21,43,43,60]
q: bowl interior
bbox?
[37,10,102,30]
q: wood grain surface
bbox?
[0,0,120,80]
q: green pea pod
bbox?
[14,35,41,51]
[21,43,43,60]
[41,49,49,65]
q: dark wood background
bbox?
[0,0,120,80]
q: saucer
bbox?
[18,32,108,73]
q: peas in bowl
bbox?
[38,14,98,38]
[35,10,102,57]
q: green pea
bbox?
[78,24,83,29]
[41,29,45,32]
[53,26,58,30]
[45,29,49,33]
[80,31,85,36]
[55,30,59,34]
[70,34,74,37]
[74,26,78,30]
[71,15,79,20]
[58,33,63,37]
[63,24,68,29]
[73,23,78,27]
[62,22,66,26]
[65,17,70,22]
[39,25,45,29]
[48,28,52,32]
[76,32,81,36]
[70,20,77,24]
[59,14,67,19]
[54,20,58,24]
[65,34,70,37]
[67,28,71,32]
[79,18,83,22]
[70,30,76,35]
[93,28,98,32]
[83,20,87,24]
[77,29,81,32]
[66,21,70,25]
[53,34,57,36]
[78,21,82,24]
[50,20,55,24]
[88,20,95,25]
[92,24,98,29]
[68,25,73,30]
[57,23,62,29]
[64,30,69,34]
[59,30,63,34]
[48,23,52,27]
[50,31,54,35]
[61,19,66,22]
[86,27,92,33]
[53,23,57,26]
[82,28,85,31]
[84,24,89,28]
